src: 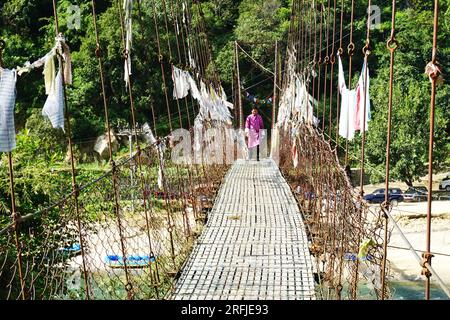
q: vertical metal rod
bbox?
[235,41,243,130]
[345,0,355,166]
[52,0,91,299]
[8,153,26,300]
[316,4,323,122]
[424,0,440,301]
[381,0,398,300]
[328,0,337,142]
[272,40,278,130]
[335,0,344,152]
[322,0,331,133]
[352,0,373,300]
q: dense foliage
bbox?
[0,0,449,222]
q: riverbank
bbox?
[388,202,450,284]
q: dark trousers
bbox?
[248,145,259,161]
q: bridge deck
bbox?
[171,159,316,300]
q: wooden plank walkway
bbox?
[171,159,316,300]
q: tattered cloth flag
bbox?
[157,141,166,190]
[172,66,190,99]
[42,69,65,131]
[354,61,371,132]
[0,69,17,152]
[123,0,133,88]
[338,54,356,141]
[291,138,298,168]
[358,238,376,261]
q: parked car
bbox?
[439,175,450,191]
[363,188,404,205]
[403,186,428,202]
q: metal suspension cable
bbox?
[235,41,243,129]
[380,0,399,300]
[135,0,159,134]
[383,208,450,298]
[151,0,186,270]
[344,0,355,166]
[150,0,173,132]
[235,42,282,92]
[272,40,279,130]
[191,0,209,81]
[320,127,450,300]
[326,0,338,294]
[164,0,195,241]
[99,0,162,299]
[311,0,317,120]
[315,3,323,121]
[327,0,337,143]
[351,0,373,299]
[166,5,188,131]
[335,0,344,152]
[303,1,308,74]
[359,0,372,198]
[116,0,140,144]
[161,0,183,129]
[179,0,201,119]
[50,0,91,301]
[236,42,276,77]
[321,0,331,132]
[114,0,142,298]
[172,0,192,128]
[424,0,441,300]
[388,245,450,258]
[196,0,221,87]
[305,1,313,123]
[298,0,304,72]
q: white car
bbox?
[439,175,450,191]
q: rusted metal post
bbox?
[381,0,398,300]
[235,41,243,130]
[272,40,278,130]
[424,0,440,301]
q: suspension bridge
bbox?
[0,0,448,301]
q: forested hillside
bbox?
[0,0,449,216]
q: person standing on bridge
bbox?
[245,107,264,161]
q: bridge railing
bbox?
[0,139,229,300]
[276,122,390,300]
